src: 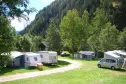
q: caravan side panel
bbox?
[24,55,42,68]
[24,55,30,68]
[49,52,58,64]
[13,58,20,67]
[40,53,50,64]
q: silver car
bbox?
[97,58,124,70]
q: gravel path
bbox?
[0,59,81,83]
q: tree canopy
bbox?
[0,0,35,69]
[0,0,35,19]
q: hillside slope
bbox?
[21,0,126,37]
[20,0,100,37]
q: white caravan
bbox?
[9,51,42,68]
[37,51,58,64]
[24,52,42,68]
[97,50,126,69]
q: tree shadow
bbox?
[0,67,18,76]
[44,60,71,69]
[0,60,71,76]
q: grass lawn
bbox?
[0,60,70,76]
[0,58,126,84]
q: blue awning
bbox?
[79,51,94,56]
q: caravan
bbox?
[9,51,42,68]
[24,52,42,68]
[97,50,126,70]
[37,51,58,64]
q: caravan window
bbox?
[118,59,124,64]
[105,59,116,63]
[54,56,56,59]
[110,59,116,63]
[106,59,110,63]
[26,57,29,61]
[34,57,37,61]
[40,55,43,58]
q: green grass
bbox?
[0,60,70,76]
[1,58,126,84]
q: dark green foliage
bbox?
[20,0,126,55]
[21,0,126,36]
[21,0,100,37]
[15,34,44,52]
[60,9,83,53]
[0,0,35,19]
[119,28,126,50]
[0,0,35,70]
[0,16,15,69]
[99,22,119,51]
[100,0,126,30]
[45,19,61,52]
[39,43,46,51]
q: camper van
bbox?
[9,51,42,68]
[97,50,126,70]
[37,51,58,64]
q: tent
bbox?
[74,51,95,60]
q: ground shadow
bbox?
[0,68,14,76]
[0,67,38,76]
[100,67,126,72]
[44,60,71,69]
[0,60,71,76]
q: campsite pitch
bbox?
[0,59,81,83]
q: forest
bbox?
[20,0,126,53]
[1,0,126,69]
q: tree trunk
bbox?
[72,39,74,59]
[95,50,99,58]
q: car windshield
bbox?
[118,59,124,64]
[100,59,105,62]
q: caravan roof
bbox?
[37,51,57,53]
[37,51,49,53]
[24,52,40,57]
[115,50,126,57]
[105,51,126,58]
[49,51,57,54]
[79,51,94,56]
[11,51,23,58]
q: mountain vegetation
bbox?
[21,0,100,36]
[19,0,126,55]
[21,0,126,36]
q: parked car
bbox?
[61,51,70,56]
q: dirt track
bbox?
[0,59,81,83]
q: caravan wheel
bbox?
[111,66,115,70]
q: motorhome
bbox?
[37,51,58,64]
[97,50,126,70]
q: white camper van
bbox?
[24,52,42,68]
[37,51,58,64]
[97,51,126,70]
